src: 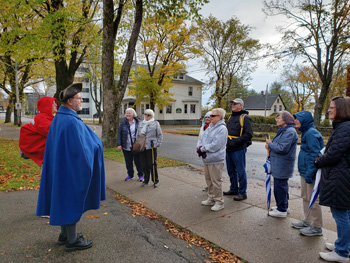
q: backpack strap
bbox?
[228,114,247,140]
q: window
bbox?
[166,106,172,114]
[190,104,196,113]
[146,104,150,109]
[188,87,193,96]
[82,98,89,103]
[141,104,145,114]
[173,73,185,80]
[184,104,188,114]
[274,105,277,112]
[277,98,280,103]
[77,108,90,115]
[159,108,163,114]
[81,88,89,93]
[279,105,282,111]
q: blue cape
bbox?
[36,106,106,226]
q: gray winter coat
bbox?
[136,120,163,150]
[198,120,228,165]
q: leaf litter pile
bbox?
[114,192,245,263]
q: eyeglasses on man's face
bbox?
[210,114,219,118]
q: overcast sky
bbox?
[187,0,286,105]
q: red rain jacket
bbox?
[19,97,56,166]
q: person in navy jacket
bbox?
[36,83,106,252]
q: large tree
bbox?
[264,0,350,126]
[128,13,200,110]
[196,15,260,108]
[102,0,208,148]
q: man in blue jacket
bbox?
[224,98,253,201]
[292,111,324,236]
[36,83,106,252]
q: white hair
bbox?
[211,108,226,119]
[125,108,137,117]
[144,109,154,118]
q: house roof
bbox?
[172,75,204,85]
[244,94,282,110]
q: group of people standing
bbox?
[117,108,163,188]
[197,96,350,263]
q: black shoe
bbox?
[65,235,93,252]
[57,234,67,245]
[58,233,83,245]
[223,190,238,195]
[234,195,247,201]
[141,182,148,187]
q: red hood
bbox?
[37,97,56,117]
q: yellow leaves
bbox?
[86,215,100,219]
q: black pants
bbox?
[139,148,158,184]
[122,150,143,178]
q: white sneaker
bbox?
[271,206,290,214]
[319,251,348,263]
[201,200,215,206]
[269,209,287,218]
[325,243,335,251]
[211,204,224,212]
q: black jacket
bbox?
[226,110,253,152]
[315,121,350,210]
[117,117,140,150]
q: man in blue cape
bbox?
[36,83,106,252]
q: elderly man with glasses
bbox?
[36,83,106,252]
[224,98,253,201]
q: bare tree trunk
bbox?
[102,0,143,148]
[314,83,330,127]
[347,67,350,97]
[5,99,13,123]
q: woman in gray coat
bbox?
[137,109,163,188]
[265,111,298,218]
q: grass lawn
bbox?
[0,138,186,192]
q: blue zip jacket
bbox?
[268,124,298,179]
[294,111,324,182]
[117,117,140,150]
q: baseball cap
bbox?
[59,83,83,102]
[229,98,244,106]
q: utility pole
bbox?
[264,84,268,122]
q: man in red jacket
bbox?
[19,96,57,166]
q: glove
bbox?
[202,152,207,159]
[314,156,321,169]
[304,176,313,184]
[196,147,203,157]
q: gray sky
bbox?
[187,0,285,105]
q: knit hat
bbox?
[281,111,295,125]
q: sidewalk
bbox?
[0,122,339,262]
[106,159,338,263]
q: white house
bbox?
[244,93,286,116]
[121,72,203,125]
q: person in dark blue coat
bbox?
[36,83,106,252]
[315,96,350,263]
[265,111,298,218]
[117,108,144,182]
[292,111,324,236]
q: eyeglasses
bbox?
[210,115,219,118]
[144,114,152,117]
[328,107,336,110]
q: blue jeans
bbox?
[273,178,289,212]
[331,208,350,258]
[122,150,143,178]
[226,149,247,196]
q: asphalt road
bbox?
[158,133,301,187]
